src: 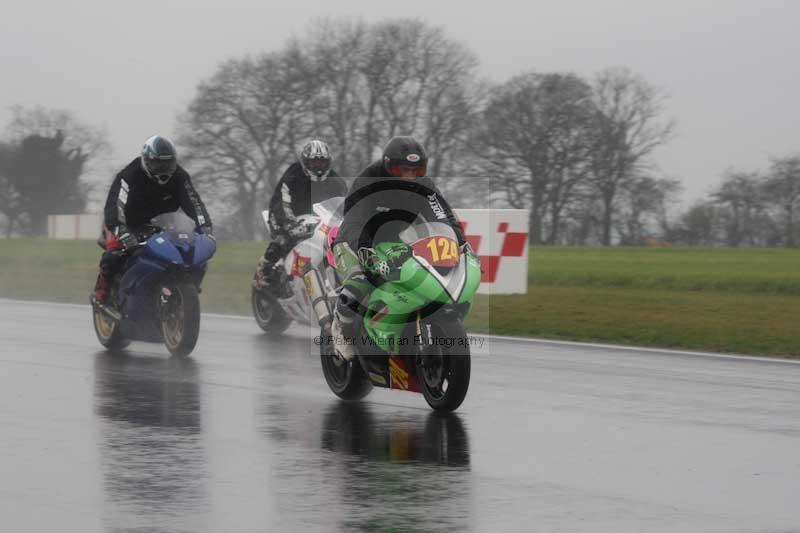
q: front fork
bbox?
[415,312,447,387]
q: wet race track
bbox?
[1,299,799,532]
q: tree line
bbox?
[670,159,800,248]
[174,19,684,244]
[0,106,108,237]
[1,18,797,247]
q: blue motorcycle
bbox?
[91,224,216,357]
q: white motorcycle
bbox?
[251,197,344,334]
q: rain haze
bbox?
[2,0,799,203]
[3,3,800,531]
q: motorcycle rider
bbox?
[330,136,471,361]
[255,139,347,295]
[92,135,213,306]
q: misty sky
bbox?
[2,0,798,204]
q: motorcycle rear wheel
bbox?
[251,285,291,334]
[92,303,129,351]
[161,282,200,357]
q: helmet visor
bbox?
[388,161,427,178]
[304,157,331,177]
[146,157,177,183]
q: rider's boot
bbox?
[256,256,292,298]
[274,265,293,299]
[254,256,269,289]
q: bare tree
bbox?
[559,191,604,245]
[179,19,482,237]
[763,155,800,247]
[476,72,594,243]
[299,19,370,176]
[178,48,314,238]
[6,105,110,164]
[588,67,674,245]
[615,175,681,245]
[302,18,482,176]
[0,142,25,237]
[0,107,108,236]
[712,170,770,247]
[672,202,723,246]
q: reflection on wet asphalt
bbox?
[2,300,800,532]
[94,353,208,532]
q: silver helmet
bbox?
[300,140,332,181]
[141,135,177,185]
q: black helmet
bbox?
[141,135,178,185]
[382,136,427,178]
[300,139,333,181]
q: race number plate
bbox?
[412,236,460,267]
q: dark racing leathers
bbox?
[259,162,346,285]
[94,158,212,302]
[330,161,466,357]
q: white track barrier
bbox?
[47,213,102,240]
[46,209,531,294]
[454,209,529,295]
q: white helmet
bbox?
[300,140,332,181]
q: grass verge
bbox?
[1,239,797,357]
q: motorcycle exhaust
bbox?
[304,270,331,327]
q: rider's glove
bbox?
[287,214,321,239]
[357,247,377,268]
[359,244,410,281]
[287,223,305,239]
[358,247,386,279]
[117,228,138,250]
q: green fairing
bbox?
[362,242,481,353]
[460,254,482,304]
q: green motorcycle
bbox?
[320,220,481,411]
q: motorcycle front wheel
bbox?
[319,326,372,401]
[161,282,200,357]
[415,320,471,412]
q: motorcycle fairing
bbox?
[115,231,215,342]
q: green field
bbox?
[1,239,798,357]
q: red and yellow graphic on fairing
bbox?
[291,251,311,276]
[388,355,421,392]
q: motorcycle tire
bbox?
[251,285,291,334]
[415,320,471,412]
[161,282,201,357]
[92,302,129,351]
[319,326,372,401]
